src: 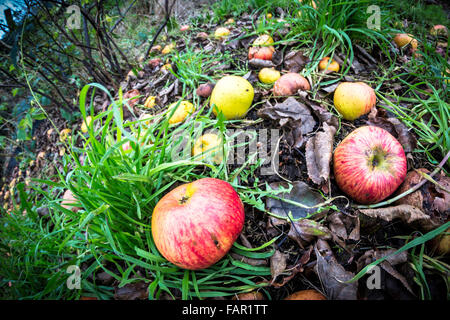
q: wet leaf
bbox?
[284,50,310,73]
[314,240,358,300]
[266,181,327,220]
[305,122,336,186]
[248,58,275,69]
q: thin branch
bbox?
[144,0,176,60]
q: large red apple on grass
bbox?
[151,178,245,270]
[333,126,407,204]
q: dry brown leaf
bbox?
[359,204,440,231]
[395,169,449,220]
[367,108,417,153]
[305,122,336,186]
[284,50,310,73]
[257,97,316,148]
[314,240,358,300]
[356,249,415,296]
[270,250,288,283]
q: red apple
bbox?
[248,46,275,60]
[273,72,310,96]
[151,178,245,270]
[333,126,407,204]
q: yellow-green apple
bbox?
[192,133,224,164]
[151,178,245,270]
[333,82,376,120]
[210,75,254,120]
[333,126,407,204]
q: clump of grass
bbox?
[29,82,287,299]
[169,43,237,93]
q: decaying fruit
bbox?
[333,82,376,120]
[318,57,340,73]
[124,89,140,108]
[161,43,175,54]
[433,228,450,256]
[81,116,92,133]
[180,25,190,32]
[225,18,235,25]
[232,291,265,300]
[192,133,223,164]
[61,189,81,212]
[196,83,215,98]
[258,68,281,84]
[284,289,326,300]
[166,101,195,124]
[210,75,254,120]
[252,34,274,46]
[273,72,310,96]
[214,27,230,39]
[144,96,157,109]
[393,33,418,51]
[430,25,448,37]
[248,46,275,60]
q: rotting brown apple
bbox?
[273,72,310,96]
[248,46,275,61]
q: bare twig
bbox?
[144,0,176,60]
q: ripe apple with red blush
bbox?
[151,178,245,270]
[333,126,407,204]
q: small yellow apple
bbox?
[393,33,418,51]
[252,34,274,46]
[144,96,157,109]
[318,57,340,73]
[214,27,230,39]
[162,43,175,54]
[192,133,224,164]
[333,82,376,120]
[210,76,254,120]
[258,68,281,84]
[81,116,92,133]
[167,100,195,124]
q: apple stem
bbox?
[354,150,450,209]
